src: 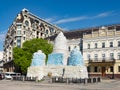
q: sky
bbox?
[0,0,120,50]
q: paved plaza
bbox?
[0,79,120,90]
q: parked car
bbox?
[0,74,2,80]
[4,72,21,80]
[0,73,4,80]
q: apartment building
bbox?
[3,9,62,72]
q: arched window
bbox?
[46,29,49,34]
[25,20,29,26]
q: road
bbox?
[0,79,120,90]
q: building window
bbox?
[94,67,98,72]
[110,42,113,47]
[110,66,113,72]
[23,37,26,40]
[9,57,11,60]
[17,36,21,40]
[110,53,114,60]
[94,54,98,61]
[23,31,26,35]
[74,46,77,48]
[37,31,39,35]
[87,66,90,72]
[102,42,105,48]
[46,29,49,34]
[9,52,11,55]
[17,37,21,48]
[17,41,21,48]
[118,66,120,72]
[116,26,120,31]
[17,25,22,29]
[17,30,21,35]
[118,41,120,47]
[118,53,120,60]
[102,54,105,60]
[32,24,36,29]
[49,27,54,32]
[68,46,71,51]
[88,44,90,49]
[41,33,43,37]
[95,43,97,48]
[14,42,16,46]
[87,54,91,60]
[25,20,29,26]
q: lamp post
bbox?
[62,68,65,77]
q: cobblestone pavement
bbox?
[0,79,120,90]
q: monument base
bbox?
[27,66,88,80]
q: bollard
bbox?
[97,77,101,82]
[93,78,96,83]
[35,76,38,82]
[68,78,71,83]
[11,77,13,81]
[87,78,91,83]
[83,79,87,84]
[66,78,69,84]
[22,76,25,81]
[91,78,93,83]
[79,78,82,83]
[49,77,52,83]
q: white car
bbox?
[4,72,17,79]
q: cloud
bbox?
[52,11,113,24]
[95,12,112,18]
[44,18,55,23]
[54,16,87,24]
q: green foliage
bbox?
[13,38,53,74]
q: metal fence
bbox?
[51,77,101,84]
[12,76,101,84]
[12,76,36,81]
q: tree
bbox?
[13,38,53,74]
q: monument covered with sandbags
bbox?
[27,32,88,80]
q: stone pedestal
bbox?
[27,66,88,80]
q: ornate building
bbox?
[83,25,120,78]
[3,9,120,78]
[3,9,62,72]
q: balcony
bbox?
[88,58,115,63]
[83,47,118,52]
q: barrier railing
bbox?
[51,77,101,84]
[12,76,101,84]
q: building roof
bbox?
[46,23,120,41]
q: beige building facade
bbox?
[83,25,120,78]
